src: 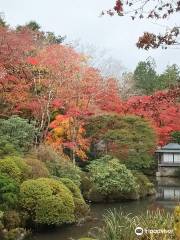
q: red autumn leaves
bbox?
[0,23,179,151]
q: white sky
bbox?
[0,0,179,73]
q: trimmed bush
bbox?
[20,178,75,225]
[60,178,89,219]
[0,158,21,183]
[0,157,31,182]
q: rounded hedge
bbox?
[0,158,21,183]
[0,157,31,183]
[20,178,75,225]
[60,178,89,219]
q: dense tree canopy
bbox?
[125,87,180,145]
[0,117,36,152]
[133,60,180,94]
[86,115,156,169]
[134,59,157,94]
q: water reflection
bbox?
[156,177,180,209]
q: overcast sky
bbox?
[1,0,179,73]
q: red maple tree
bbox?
[124,87,180,145]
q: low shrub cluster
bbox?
[0,125,88,240]
[20,178,75,225]
[81,155,155,202]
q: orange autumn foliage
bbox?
[47,114,89,160]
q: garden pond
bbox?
[32,177,180,240]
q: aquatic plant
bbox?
[89,209,175,240]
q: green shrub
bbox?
[60,178,89,219]
[87,156,138,201]
[132,171,155,198]
[0,116,36,152]
[37,145,81,186]
[124,153,155,170]
[0,158,21,183]
[20,178,75,225]
[0,157,31,182]
[0,137,18,158]
[25,157,49,179]
[0,174,19,210]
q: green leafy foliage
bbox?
[0,137,18,158]
[134,59,158,94]
[158,64,180,90]
[60,178,89,219]
[25,21,41,31]
[133,60,180,94]
[37,145,82,186]
[87,156,138,198]
[0,15,7,27]
[20,178,75,225]
[132,171,155,198]
[0,174,19,210]
[0,157,31,183]
[86,115,156,170]
[0,158,21,183]
[171,131,180,144]
[0,116,36,152]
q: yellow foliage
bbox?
[54,127,64,136]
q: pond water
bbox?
[32,177,180,240]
